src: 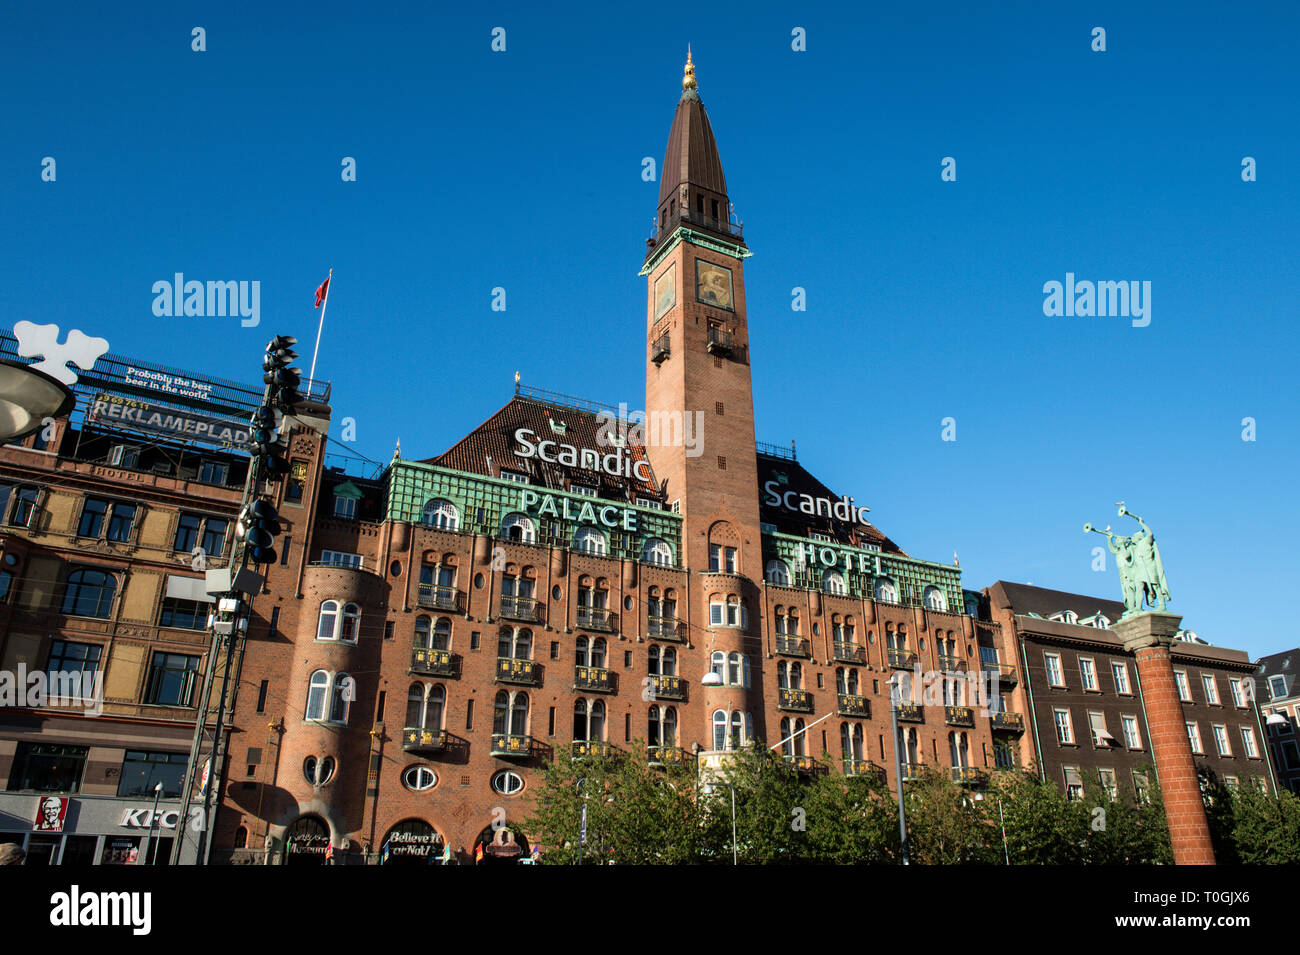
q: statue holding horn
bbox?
[1085,503,1171,616]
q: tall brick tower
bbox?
[1113,612,1216,864]
[641,52,766,748]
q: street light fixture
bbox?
[0,360,74,442]
[888,673,911,865]
[146,781,165,866]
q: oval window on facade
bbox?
[491,770,525,795]
[402,765,438,791]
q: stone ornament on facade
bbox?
[1085,504,1170,616]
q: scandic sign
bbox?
[89,393,251,449]
[513,428,653,482]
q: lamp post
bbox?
[0,360,74,443]
[146,781,164,866]
[889,673,911,865]
[973,791,1010,864]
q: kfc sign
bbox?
[34,796,68,832]
[121,808,180,830]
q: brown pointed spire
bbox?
[655,50,735,241]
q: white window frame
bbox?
[1079,657,1098,692]
[1241,726,1260,758]
[1201,674,1220,705]
[642,538,673,567]
[1186,721,1203,754]
[573,526,607,556]
[1111,661,1131,695]
[1229,679,1245,708]
[421,498,460,531]
[320,550,363,569]
[1174,670,1192,702]
[1269,675,1288,700]
[1045,652,1065,688]
[1121,714,1142,750]
[1212,724,1231,756]
[333,495,357,519]
[765,560,791,586]
[1053,707,1074,745]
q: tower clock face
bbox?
[695,260,733,310]
[654,264,676,319]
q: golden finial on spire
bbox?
[682,46,697,91]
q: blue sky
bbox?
[3,1,1297,658]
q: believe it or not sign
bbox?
[89,393,251,449]
[388,831,441,858]
[519,488,639,532]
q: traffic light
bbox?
[264,336,303,411]
[240,498,281,564]
[251,411,290,479]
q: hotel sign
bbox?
[89,393,251,449]
[762,480,871,528]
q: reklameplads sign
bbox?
[89,393,251,449]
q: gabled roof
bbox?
[757,451,904,555]
[424,395,661,502]
[990,581,1126,623]
[1257,649,1300,679]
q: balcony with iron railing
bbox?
[647,616,686,642]
[991,712,1025,733]
[410,647,458,678]
[778,687,813,713]
[572,740,615,759]
[574,665,615,693]
[401,728,447,754]
[938,654,967,673]
[843,759,885,780]
[706,326,734,356]
[945,706,975,727]
[837,693,871,718]
[782,754,822,775]
[499,596,543,623]
[649,674,686,701]
[650,333,670,366]
[895,702,924,723]
[647,745,691,767]
[775,636,811,658]
[490,734,532,758]
[983,663,1018,688]
[888,648,918,669]
[496,657,541,686]
[832,642,867,664]
[951,767,981,785]
[901,762,926,781]
[654,207,745,243]
[416,583,461,612]
[576,607,616,632]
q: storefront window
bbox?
[6,743,88,793]
[117,751,189,798]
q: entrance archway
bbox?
[382,818,443,865]
[284,815,330,865]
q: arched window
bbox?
[643,538,673,567]
[498,626,531,660]
[494,690,529,735]
[822,570,846,596]
[787,610,800,636]
[777,661,789,689]
[234,826,248,848]
[766,560,791,586]
[841,722,864,760]
[406,683,444,730]
[729,711,743,750]
[432,617,452,650]
[648,645,675,676]
[590,636,606,668]
[317,601,339,640]
[306,670,330,721]
[789,662,803,690]
[574,526,607,556]
[648,705,677,747]
[414,615,431,648]
[710,651,725,680]
[875,577,898,604]
[500,513,536,543]
[712,710,728,751]
[780,717,793,756]
[791,718,806,757]
[330,673,352,723]
[923,586,947,612]
[340,603,360,642]
[61,567,117,618]
[574,699,606,741]
[422,498,460,531]
[727,653,742,686]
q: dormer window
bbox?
[572,485,597,498]
[635,497,661,510]
[810,532,832,543]
[1049,610,1079,625]
[500,470,529,485]
[334,495,357,519]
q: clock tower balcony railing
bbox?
[650,333,671,366]
[706,326,734,356]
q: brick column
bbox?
[1114,612,1215,865]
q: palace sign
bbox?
[519,489,640,532]
[513,428,653,483]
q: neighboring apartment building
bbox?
[984,581,1276,803]
[1256,649,1300,794]
[0,336,300,864]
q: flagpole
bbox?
[309,267,332,388]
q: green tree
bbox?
[983,769,1088,864]
[903,767,995,864]
[1226,784,1300,864]
[802,761,899,863]
[700,744,811,864]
